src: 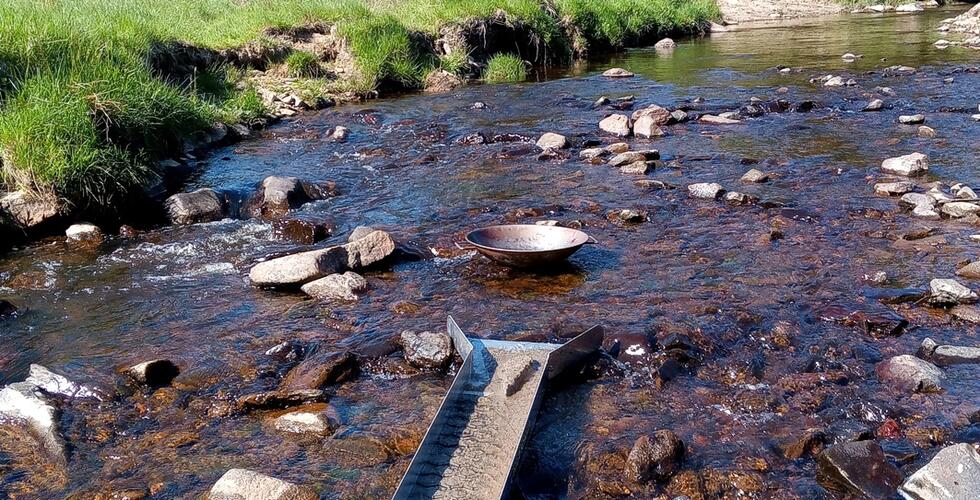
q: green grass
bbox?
[482,54,528,83]
[0,0,719,212]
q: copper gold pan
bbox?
[464,224,596,268]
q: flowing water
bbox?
[1,6,979,498]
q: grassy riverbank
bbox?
[0,0,718,214]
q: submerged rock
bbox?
[900,443,980,500]
[602,68,634,78]
[625,430,685,484]
[281,350,357,390]
[208,469,317,500]
[599,114,632,137]
[817,441,903,499]
[126,359,180,387]
[273,404,340,435]
[688,183,725,199]
[699,114,741,125]
[165,188,226,225]
[300,272,368,301]
[876,355,945,393]
[271,217,333,245]
[882,153,928,176]
[741,169,769,183]
[400,330,453,369]
[244,176,337,219]
[899,114,926,125]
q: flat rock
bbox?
[579,147,609,160]
[400,330,453,369]
[882,153,929,176]
[620,161,650,175]
[300,272,367,301]
[918,337,980,366]
[875,181,915,196]
[930,278,978,305]
[249,246,347,288]
[602,68,634,78]
[899,114,926,125]
[536,132,568,150]
[816,441,903,499]
[208,469,317,500]
[631,105,672,126]
[126,359,180,387]
[280,350,357,390]
[165,188,225,225]
[599,114,632,137]
[237,389,327,411]
[950,304,980,324]
[876,354,945,392]
[609,151,658,167]
[699,114,741,125]
[688,183,725,199]
[942,201,980,218]
[625,429,685,484]
[741,169,769,183]
[900,192,935,208]
[900,443,980,500]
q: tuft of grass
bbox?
[285,51,322,78]
[438,51,470,75]
[482,54,528,83]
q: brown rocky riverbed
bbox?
[1,6,980,499]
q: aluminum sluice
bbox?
[393,316,603,500]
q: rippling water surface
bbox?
[1,7,978,498]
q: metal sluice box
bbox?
[393,316,603,499]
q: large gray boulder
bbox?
[900,443,980,500]
[244,176,337,219]
[208,469,318,500]
[165,188,226,225]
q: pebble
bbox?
[400,330,453,369]
[917,125,936,138]
[874,181,915,196]
[863,99,885,111]
[536,132,568,150]
[740,168,769,183]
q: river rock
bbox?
[670,110,689,123]
[65,223,103,243]
[724,191,755,205]
[929,278,978,305]
[899,114,926,125]
[918,337,980,366]
[875,181,915,196]
[741,169,769,183]
[950,304,980,324]
[400,330,453,369]
[896,3,924,12]
[602,68,634,78]
[536,132,568,150]
[281,350,357,390]
[579,147,608,160]
[208,469,317,500]
[956,261,980,279]
[824,76,846,87]
[625,430,685,484]
[863,99,885,111]
[237,389,327,411]
[654,38,676,50]
[699,114,741,125]
[126,359,180,387]
[900,443,980,500]
[0,190,60,229]
[327,125,349,142]
[620,162,650,175]
[0,380,66,467]
[631,105,672,126]
[688,183,725,199]
[249,246,346,288]
[300,272,368,301]
[424,69,462,92]
[25,364,101,400]
[918,126,936,138]
[816,441,903,498]
[609,151,658,167]
[599,114,631,137]
[273,404,340,435]
[342,229,397,269]
[245,176,337,219]
[165,188,226,225]
[900,193,935,208]
[633,115,666,138]
[912,205,941,220]
[876,355,945,392]
[882,153,928,176]
[271,217,333,244]
[942,201,980,218]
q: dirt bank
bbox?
[716,0,844,23]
